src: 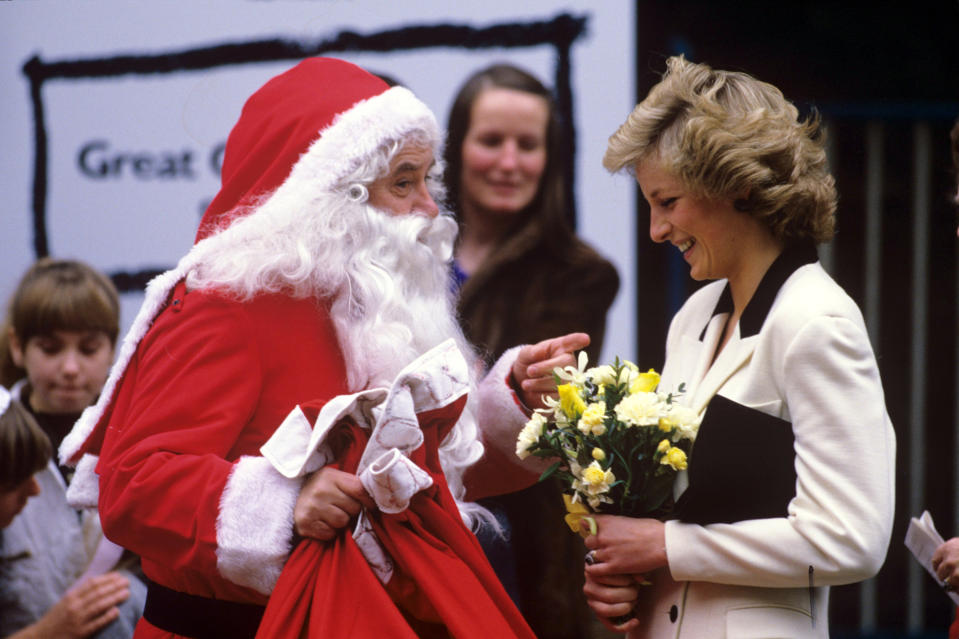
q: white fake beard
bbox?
[327,205,491,529]
[330,206,469,389]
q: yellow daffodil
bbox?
[563,494,596,536]
[591,447,606,461]
[660,446,688,471]
[577,401,607,436]
[583,460,615,491]
[558,383,586,420]
[657,439,670,454]
[630,369,661,394]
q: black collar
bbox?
[699,242,819,341]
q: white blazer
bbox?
[631,245,896,639]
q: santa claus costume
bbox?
[60,58,540,639]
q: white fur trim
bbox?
[65,453,102,509]
[0,385,10,416]
[60,265,190,465]
[287,86,440,196]
[216,455,302,595]
[476,346,552,474]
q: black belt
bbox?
[142,578,265,639]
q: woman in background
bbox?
[444,63,620,638]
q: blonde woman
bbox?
[584,56,895,638]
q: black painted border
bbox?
[22,13,589,291]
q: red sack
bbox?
[255,398,535,639]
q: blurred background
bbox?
[2,1,958,636]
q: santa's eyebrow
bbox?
[395,161,420,172]
[394,159,436,174]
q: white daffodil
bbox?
[617,359,640,386]
[572,460,615,509]
[538,395,568,426]
[554,350,590,386]
[587,364,617,387]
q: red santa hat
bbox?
[60,58,441,494]
[197,57,439,241]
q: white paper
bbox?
[70,538,124,591]
[905,510,959,605]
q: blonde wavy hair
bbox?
[604,56,836,244]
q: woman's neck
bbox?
[455,201,517,275]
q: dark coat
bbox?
[456,217,619,368]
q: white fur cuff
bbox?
[65,453,101,509]
[475,346,543,472]
[216,456,302,595]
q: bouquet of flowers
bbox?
[515,352,700,533]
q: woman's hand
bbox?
[294,466,374,540]
[583,514,668,577]
[582,570,641,633]
[12,572,131,639]
[512,332,590,409]
[933,537,959,591]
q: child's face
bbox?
[10,329,114,414]
[0,475,40,528]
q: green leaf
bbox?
[539,461,562,482]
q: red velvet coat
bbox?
[94,283,349,634]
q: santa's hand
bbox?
[294,467,374,540]
[513,332,590,409]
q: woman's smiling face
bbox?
[459,87,549,218]
[635,156,753,284]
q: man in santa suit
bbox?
[60,57,587,638]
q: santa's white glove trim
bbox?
[216,456,302,595]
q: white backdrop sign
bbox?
[1,1,636,365]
